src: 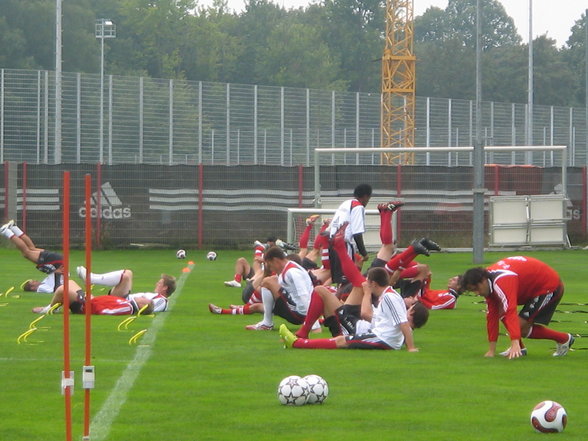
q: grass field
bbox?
[0,248,587,441]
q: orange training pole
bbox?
[62,171,72,441]
[83,174,93,439]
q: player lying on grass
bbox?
[461,256,574,359]
[76,266,175,313]
[32,279,158,315]
[1,220,64,292]
[380,238,460,310]
[279,223,429,350]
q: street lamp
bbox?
[95,19,116,164]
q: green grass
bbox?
[0,248,587,440]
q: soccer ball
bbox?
[176,249,186,259]
[277,375,309,406]
[303,374,329,404]
[206,251,217,261]
[530,400,567,433]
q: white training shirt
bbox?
[127,292,168,312]
[36,272,63,293]
[329,198,366,243]
[370,286,409,350]
[278,260,313,315]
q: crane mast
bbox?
[381,0,416,165]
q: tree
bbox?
[563,11,587,106]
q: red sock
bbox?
[335,244,365,287]
[529,326,569,343]
[385,246,418,273]
[234,274,242,283]
[399,265,419,279]
[296,291,324,338]
[379,210,392,245]
[293,337,338,349]
[299,224,313,249]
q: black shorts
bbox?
[245,267,255,280]
[519,284,564,326]
[301,257,318,271]
[369,257,387,270]
[345,333,393,350]
[328,244,353,285]
[36,250,64,274]
[242,281,255,304]
[335,304,361,335]
[272,290,306,325]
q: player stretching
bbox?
[462,256,574,359]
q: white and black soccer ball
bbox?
[303,374,329,404]
[176,249,186,259]
[277,375,309,406]
[206,251,217,261]
[530,400,567,433]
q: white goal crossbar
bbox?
[312,146,568,208]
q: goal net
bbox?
[300,145,568,250]
[286,208,399,253]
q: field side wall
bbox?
[0,163,585,249]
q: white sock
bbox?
[260,287,275,326]
[90,269,125,286]
[10,224,24,236]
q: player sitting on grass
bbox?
[32,279,157,315]
[76,266,175,313]
[280,223,429,351]
[223,236,276,288]
[245,245,313,331]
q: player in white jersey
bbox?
[76,266,175,313]
[22,272,63,294]
[328,184,372,283]
[245,246,313,331]
[280,224,429,350]
[280,266,429,350]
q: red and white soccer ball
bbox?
[176,249,186,259]
[277,375,309,406]
[530,400,567,433]
[303,374,329,404]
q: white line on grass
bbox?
[89,265,192,441]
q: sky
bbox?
[205,0,587,48]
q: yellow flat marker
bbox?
[137,304,150,316]
[128,329,147,345]
[17,328,38,344]
[29,315,47,329]
[117,316,136,331]
[47,303,62,315]
[0,302,8,307]
[20,280,32,291]
[2,286,15,298]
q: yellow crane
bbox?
[381,0,416,165]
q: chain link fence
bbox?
[1,68,587,166]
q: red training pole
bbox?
[22,162,28,231]
[83,174,93,439]
[62,171,73,441]
[198,163,203,249]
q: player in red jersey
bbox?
[462,256,573,359]
[32,279,162,315]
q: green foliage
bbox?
[1,249,588,440]
[0,0,585,106]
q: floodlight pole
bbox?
[526,0,534,164]
[55,0,62,164]
[472,0,485,264]
[95,19,116,164]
